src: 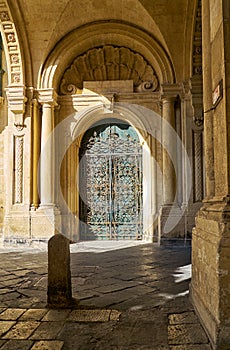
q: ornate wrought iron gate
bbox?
[79,121,143,240]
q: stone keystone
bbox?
[47,233,72,307]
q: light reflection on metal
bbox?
[79,121,143,240]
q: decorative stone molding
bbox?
[192,0,202,76]
[14,135,24,204]
[0,1,23,85]
[191,0,203,127]
[191,76,203,127]
[192,130,203,202]
[38,88,58,106]
[60,46,159,95]
[160,83,185,101]
[193,105,203,127]
[6,86,27,128]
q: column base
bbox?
[159,204,186,238]
[3,211,31,243]
[190,283,218,349]
[191,201,230,349]
[31,205,61,240]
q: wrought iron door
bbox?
[79,121,143,240]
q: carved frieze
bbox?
[0,10,9,21]
[60,46,159,94]
[0,1,23,85]
[10,53,20,64]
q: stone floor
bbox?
[0,240,211,350]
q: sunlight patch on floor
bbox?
[70,240,148,253]
[173,264,191,283]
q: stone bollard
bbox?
[47,233,72,307]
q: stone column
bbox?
[31,99,41,209]
[30,89,61,239]
[162,96,176,204]
[160,84,186,238]
[202,0,215,199]
[40,101,55,206]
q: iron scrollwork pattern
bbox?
[79,122,143,240]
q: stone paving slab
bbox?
[68,309,111,322]
[94,281,139,294]
[168,312,199,325]
[29,321,64,340]
[42,309,71,322]
[0,321,16,337]
[0,339,33,350]
[0,292,22,302]
[19,309,48,321]
[2,321,40,339]
[31,340,64,350]
[168,324,209,345]
[0,308,26,320]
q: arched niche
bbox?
[39,21,175,90]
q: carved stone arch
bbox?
[70,103,149,142]
[39,21,175,90]
[0,1,24,85]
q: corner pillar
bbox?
[3,85,31,242]
[191,1,230,348]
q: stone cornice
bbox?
[160,83,187,100]
[58,91,161,105]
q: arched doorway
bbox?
[79,118,143,240]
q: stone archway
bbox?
[57,101,157,243]
[39,21,175,90]
[36,21,196,242]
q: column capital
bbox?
[5,85,27,128]
[161,82,190,101]
[37,88,58,106]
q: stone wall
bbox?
[191,1,230,348]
